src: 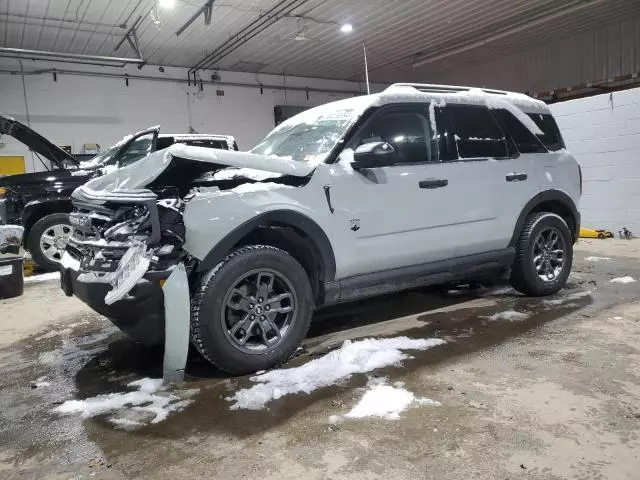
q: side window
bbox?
[527,113,566,151]
[182,139,228,150]
[447,105,509,159]
[493,109,547,154]
[155,137,175,150]
[117,133,155,168]
[356,108,438,164]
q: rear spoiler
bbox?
[0,114,78,169]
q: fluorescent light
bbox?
[340,23,353,33]
[158,0,175,9]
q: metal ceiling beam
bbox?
[113,15,144,59]
[412,0,609,68]
[189,0,312,73]
[176,0,216,37]
[0,47,145,65]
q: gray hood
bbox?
[72,144,316,203]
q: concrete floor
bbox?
[1,239,640,480]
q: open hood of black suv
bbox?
[0,114,79,169]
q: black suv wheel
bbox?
[510,212,573,296]
[27,213,72,271]
[191,245,313,375]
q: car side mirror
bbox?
[352,142,397,169]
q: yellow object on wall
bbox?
[0,156,26,175]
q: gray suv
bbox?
[60,83,581,375]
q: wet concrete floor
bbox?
[1,240,640,479]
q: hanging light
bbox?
[340,22,353,33]
[158,0,176,9]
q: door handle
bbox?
[506,173,528,182]
[419,179,448,189]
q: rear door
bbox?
[436,104,541,256]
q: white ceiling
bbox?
[2,0,640,83]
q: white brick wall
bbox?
[550,87,640,235]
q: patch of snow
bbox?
[485,286,518,296]
[545,171,553,182]
[24,272,60,283]
[128,378,164,393]
[584,256,612,262]
[60,251,81,271]
[612,316,623,320]
[610,276,636,284]
[230,182,294,194]
[33,376,51,388]
[542,290,592,307]
[53,378,197,427]
[483,310,529,321]
[71,169,91,176]
[344,383,440,420]
[211,167,282,181]
[227,336,445,410]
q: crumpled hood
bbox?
[72,144,316,202]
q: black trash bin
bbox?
[0,256,24,300]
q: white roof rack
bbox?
[386,83,512,96]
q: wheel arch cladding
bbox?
[509,190,579,247]
[197,210,337,300]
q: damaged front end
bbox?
[60,145,314,347]
[62,187,187,345]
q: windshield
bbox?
[77,131,155,170]
[250,99,370,163]
[79,143,121,169]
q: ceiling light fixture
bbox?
[340,22,353,33]
[158,0,176,9]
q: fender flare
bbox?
[22,197,73,232]
[509,190,580,247]
[197,210,337,282]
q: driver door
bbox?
[329,104,457,278]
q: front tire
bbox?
[191,245,313,375]
[27,213,72,271]
[510,212,573,296]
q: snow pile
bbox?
[212,167,282,181]
[343,379,440,421]
[24,272,60,283]
[53,378,197,427]
[230,182,294,194]
[485,286,518,296]
[542,290,592,307]
[227,336,445,410]
[32,376,51,388]
[584,256,612,262]
[483,310,529,321]
[610,276,637,284]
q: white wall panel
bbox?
[0,59,373,172]
[550,86,640,234]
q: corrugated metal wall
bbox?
[430,15,640,94]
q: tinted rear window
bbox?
[447,105,508,159]
[493,109,547,154]
[527,113,565,151]
[168,138,229,150]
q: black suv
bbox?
[0,115,238,270]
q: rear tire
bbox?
[510,212,573,296]
[27,213,72,271]
[191,245,313,375]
